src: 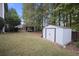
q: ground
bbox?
[0,32,78,56]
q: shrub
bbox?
[0,17,5,32]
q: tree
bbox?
[23,3,79,31]
[53,3,79,31]
[23,3,55,31]
[6,8,20,32]
[4,3,8,21]
[8,8,20,25]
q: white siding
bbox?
[56,28,64,46]
[63,29,72,45]
[0,3,4,18]
[43,25,72,47]
[46,28,55,42]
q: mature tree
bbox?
[23,3,79,31]
[53,3,79,31]
[4,3,8,20]
[6,8,20,26]
[5,8,20,32]
[23,3,55,31]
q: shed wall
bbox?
[63,29,72,45]
[56,28,64,45]
[43,25,72,47]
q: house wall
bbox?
[0,3,4,18]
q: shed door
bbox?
[46,28,56,42]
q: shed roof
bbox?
[44,25,71,29]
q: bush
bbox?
[7,25,19,32]
[75,41,79,48]
[0,17,5,32]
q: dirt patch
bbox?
[66,42,79,54]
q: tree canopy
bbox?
[23,3,54,31]
[23,3,79,31]
[6,8,20,26]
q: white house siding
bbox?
[0,3,5,32]
[0,3,4,18]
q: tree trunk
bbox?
[63,13,65,27]
[59,11,60,26]
[53,13,56,25]
[65,13,68,27]
[70,13,72,27]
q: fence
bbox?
[72,31,79,41]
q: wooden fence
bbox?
[72,31,79,41]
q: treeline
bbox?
[23,3,79,31]
[53,3,79,31]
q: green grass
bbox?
[0,32,77,56]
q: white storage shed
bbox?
[43,25,72,47]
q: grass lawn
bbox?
[0,32,78,56]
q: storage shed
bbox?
[43,25,72,47]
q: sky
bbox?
[8,3,23,18]
[8,3,25,25]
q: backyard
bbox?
[0,32,78,56]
